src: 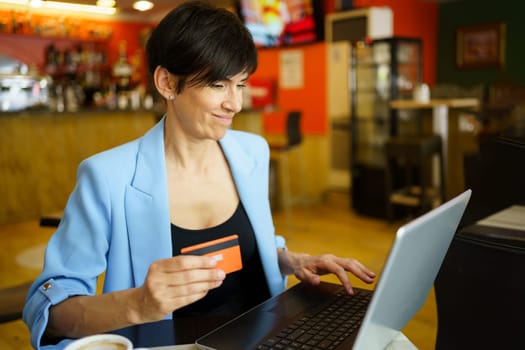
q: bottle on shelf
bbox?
[112,40,133,90]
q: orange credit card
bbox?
[180,234,242,274]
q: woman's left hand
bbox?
[278,250,376,295]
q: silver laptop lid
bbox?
[353,189,471,350]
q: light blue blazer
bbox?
[23,118,287,349]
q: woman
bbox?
[23,2,375,349]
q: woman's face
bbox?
[170,71,248,141]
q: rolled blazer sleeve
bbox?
[23,158,113,349]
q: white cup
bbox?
[64,334,134,350]
[413,83,430,103]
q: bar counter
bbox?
[0,109,159,225]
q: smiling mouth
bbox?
[215,114,233,123]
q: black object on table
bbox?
[434,222,525,350]
[39,212,62,227]
[434,133,525,350]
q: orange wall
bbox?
[253,43,327,135]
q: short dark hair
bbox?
[146,1,258,93]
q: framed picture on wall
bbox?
[456,22,506,69]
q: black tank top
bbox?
[171,202,271,318]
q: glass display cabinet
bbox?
[350,37,422,218]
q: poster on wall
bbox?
[279,50,304,89]
[456,22,506,69]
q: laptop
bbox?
[195,190,471,350]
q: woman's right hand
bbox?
[45,256,224,339]
[130,255,225,323]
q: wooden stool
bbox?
[384,134,445,221]
[269,111,304,211]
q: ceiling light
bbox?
[0,0,116,15]
[96,0,115,7]
[44,1,116,14]
[0,0,28,5]
[29,0,43,7]
[133,0,154,12]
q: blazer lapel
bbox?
[220,132,260,218]
[125,118,172,286]
[221,133,283,295]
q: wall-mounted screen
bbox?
[239,0,324,48]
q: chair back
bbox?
[286,111,302,147]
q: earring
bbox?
[168,95,174,100]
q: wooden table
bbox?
[389,98,480,199]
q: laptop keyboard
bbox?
[256,288,372,350]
